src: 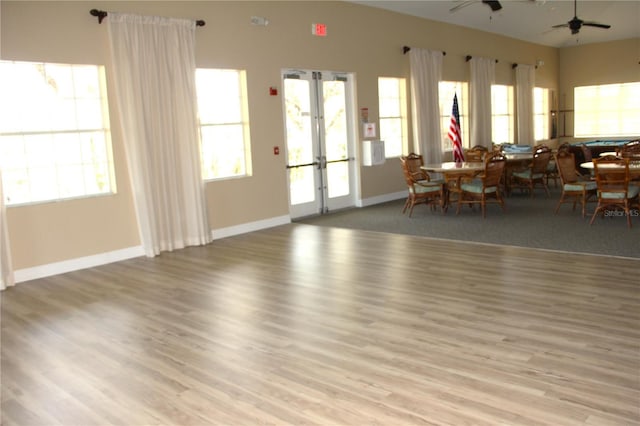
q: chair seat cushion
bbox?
[417,179,445,185]
[598,185,640,199]
[460,182,497,194]
[413,183,442,194]
[513,170,544,180]
[564,181,597,192]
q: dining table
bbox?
[421,162,485,208]
[580,161,640,177]
[421,161,485,174]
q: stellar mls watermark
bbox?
[604,209,639,217]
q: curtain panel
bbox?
[107,13,211,257]
[409,49,444,164]
[470,57,495,149]
[516,65,536,146]
[0,170,14,291]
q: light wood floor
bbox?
[2,224,639,425]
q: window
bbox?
[377,77,408,158]
[439,81,469,151]
[574,82,640,137]
[534,87,550,141]
[491,84,514,144]
[195,69,252,180]
[0,60,115,206]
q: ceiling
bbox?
[350,0,640,48]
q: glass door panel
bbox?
[283,71,355,218]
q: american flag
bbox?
[448,94,464,163]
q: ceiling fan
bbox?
[552,0,611,35]
[449,0,502,14]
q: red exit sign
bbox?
[312,23,327,37]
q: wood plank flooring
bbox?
[2,224,639,425]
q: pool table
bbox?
[569,139,638,174]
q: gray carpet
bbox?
[298,187,640,259]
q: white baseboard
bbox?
[14,245,145,283]
[212,215,291,240]
[357,191,406,207]
[13,215,292,283]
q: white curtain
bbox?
[409,48,444,164]
[516,65,535,146]
[470,57,495,149]
[0,170,14,290]
[107,13,211,257]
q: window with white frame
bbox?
[491,84,515,144]
[195,69,252,180]
[534,87,550,141]
[439,81,469,151]
[377,77,408,158]
[0,60,115,206]
[574,82,640,137]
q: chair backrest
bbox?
[580,144,593,162]
[465,146,489,162]
[483,153,506,187]
[400,153,428,183]
[557,142,571,154]
[531,146,552,174]
[555,150,579,185]
[618,139,640,160]
[593,155,630,199]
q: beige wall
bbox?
[557,37,640,141]
[2,1,562,271]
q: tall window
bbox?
[439,81,469,151]
[378,77,408,158]
[534,87,550,141]
[491,84,515,144]
[574,82,640,137]
[195,69,252,180]
[0,60,115,206]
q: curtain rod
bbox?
[89,9,206,26]
[512,63,538,69]
[402,46,446,56]
[466,55,498,63]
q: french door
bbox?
[282,70,356,218]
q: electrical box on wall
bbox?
[362,140,385,166]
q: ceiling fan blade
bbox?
[582,22,611,29]
[449,1,475,13]
[552,23,569,29]
[482,0,503,11]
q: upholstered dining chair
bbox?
[401,153,429,183]
[545,143,570,189]
[464,145,489,162]
[580,144,595,177]
[617,139,640,160]
[554,150,597,217]
[456,152,506,218]
[400,154,446,217]
[590,155,640,228]
[511,145,553,197]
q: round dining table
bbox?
[421,162,485,174]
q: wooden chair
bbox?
[464,145,489,162]
[543,143,566,189]
[589,155,640,228]
[554,150,597,217]
[400,154,446,216]
[401,153,430,183]
[511,145,553,197]
[456,152,506,218]
[580,144,595,177]
[617,139,640,160]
